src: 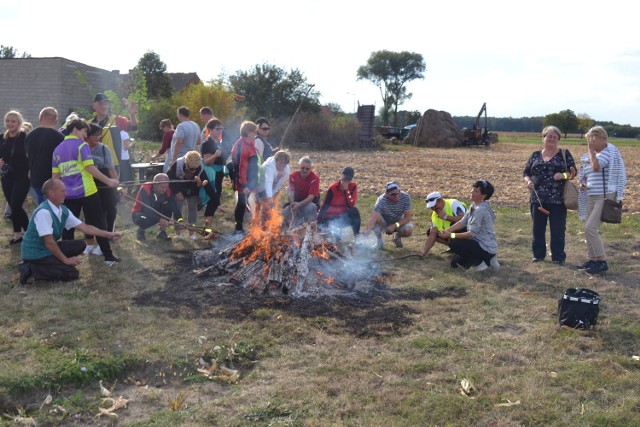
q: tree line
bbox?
[3,45,639,143]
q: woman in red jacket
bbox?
[230,121,259,234]
[317,166,360,235]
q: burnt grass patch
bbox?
[134,253,467,338]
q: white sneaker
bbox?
[91,245,103,256]
[474,262,489,272]
[489,255,500,270]
[83,245,94,255]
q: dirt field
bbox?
[300,142,639,213]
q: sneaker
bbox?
[531,258,544,263]
[18,261,32,284]
[157,230,171,241]
[489,255,500,270]
[136,228,146,241]
[552,260,566,266]
[83,245,94,255]
[392,232,403,248]
[475,261,489,272]
[91,245,103,256]
[586,261,608,275]
[103,255,120,266]
[576,260,596,270]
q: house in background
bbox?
[0,57,200,124]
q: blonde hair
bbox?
[185,150,202,169]
[239,120,257,137]
[586,125,608,141]
[274,150,291,164]
[3,110,24,138]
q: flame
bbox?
[231,198,289,264]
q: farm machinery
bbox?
[462,102,498,146]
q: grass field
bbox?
[1,141,639,426]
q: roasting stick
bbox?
[118,189,221,238]
[369,253,423,263]
[532,188,550,215]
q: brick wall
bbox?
[0,57,124,125]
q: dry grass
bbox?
[1,141,639,426]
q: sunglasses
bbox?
[426,197,438,203]
[260,127,270,131]
[388,192,400,196]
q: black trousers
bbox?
[27,240,86,281]
[530,202,566,262]
[132,205,172,230]
[204,169,224,217]
[1,175,29,233]
[449,238,494,268]
[62,193,112,258]
[234,189,248,231]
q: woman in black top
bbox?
[0,110,30,244]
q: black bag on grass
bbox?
[558,288,600,329]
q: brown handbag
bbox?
[600,168,622,224]
[560,149,579,210]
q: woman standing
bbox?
[230,121,259,234]
[439,180,499,272]
[83,124,119,255]
[577,126,627,274]
[523,125,576,265]
[200,118,226,224]
[254,117,276,161]
[0,110,30,244]
[52,119,120,265]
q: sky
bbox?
[3,0,640,126]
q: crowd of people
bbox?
[0,98,628,284]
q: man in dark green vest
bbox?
[19,178,122,284]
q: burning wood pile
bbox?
[193,210,380,297]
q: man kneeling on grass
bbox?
[131,173,183,241]
[19,178,122,284]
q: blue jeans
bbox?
[531,202,566,262]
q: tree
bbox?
[576,113,594,139]
[135,51,173,100]
[0,45,31,58]
[357,50,425,126]
[228,64,320,119]
[544,109,578,138]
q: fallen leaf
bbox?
[495,399,521,407]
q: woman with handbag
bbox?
[577,126,627,274]
[523,125,576,265]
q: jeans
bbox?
[530,202,567,262]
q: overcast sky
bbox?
[3,0,639,126]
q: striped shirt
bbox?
[374,192,412,224]
[580,143,626,198]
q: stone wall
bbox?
[0,57,124,124]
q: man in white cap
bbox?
[421,191,466,257]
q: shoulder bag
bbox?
[600,167,622,223]
[560,149,579,210]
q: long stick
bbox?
[279,84,315,149]
[119,190,218,237]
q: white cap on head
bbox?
[425,191,442,208]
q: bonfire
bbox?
[193,205,380,297]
